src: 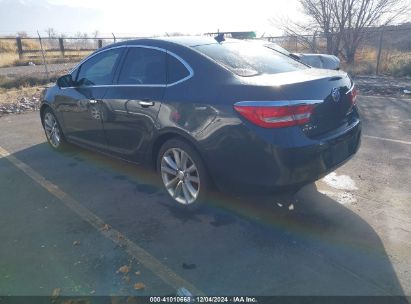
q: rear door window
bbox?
[194,42,307,76]
[76,48,123,86]
[117,47,166,85]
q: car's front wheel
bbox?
[42,108,66,150]
[157,139,209,208]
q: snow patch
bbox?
[322,172,358,191]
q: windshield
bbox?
[194,41,307,76]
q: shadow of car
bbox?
[1,142,405,297]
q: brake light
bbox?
[347,86,357,106]
[233,103,314,128]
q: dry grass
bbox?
[342,48,411,76]
[0,50,91,67]
[277,41,411,76]
[0,74,56,89]
[0,38,92,67]
[0,39,17,53]
[380,50,411,76]
[0,52,20,67]
[0,38,40,52]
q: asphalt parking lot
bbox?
[0,95,410,298]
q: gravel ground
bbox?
[0,62,77,77]
[0,96,40,115]
[354,75,411,97]
[0,86,46,117]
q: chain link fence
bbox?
[0,36,140,89]
[264,25,411,76]
[0,26,410,91]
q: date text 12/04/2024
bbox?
[149,296,257,303]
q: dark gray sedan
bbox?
[40,36,361,208]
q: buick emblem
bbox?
[331,88,341,102]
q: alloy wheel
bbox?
[44,112,61,148]
[160,148,200,205]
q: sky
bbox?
[0,0,305,37]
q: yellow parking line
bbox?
[0,146,204,296]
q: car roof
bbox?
[98,36,241,52]
[156,36,226,47]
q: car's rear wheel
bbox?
[157,139,209,208]
[42,108,66,150]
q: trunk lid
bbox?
[242,69,355,137]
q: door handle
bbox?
[139,100,155,107]
[89,99,98,104]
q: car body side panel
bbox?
[101,86,164,162]
[53,86,108,150]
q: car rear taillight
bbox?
[233,103,315,128]
[347,86,357,106]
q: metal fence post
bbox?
[37,31,50,81]
[376,27,384,75]
[16,37,23,59]
[59,38,65,57]
[312,31,317,53]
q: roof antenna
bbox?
[214,29,225,43]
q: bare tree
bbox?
[74,31,91,49]
[45,27,58,38]
[300,0,410,64]
[165,32,186,37]
[300,0,340,54]
[16,31,28,38]
[43,28,59,48]
[274,0,410,64]
[332,0,410,63]
[270,16,321,53]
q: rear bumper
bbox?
[277,119,361,188]
[208,117,361,194]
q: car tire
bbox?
[42,108,66,151]
[157,138,209,209]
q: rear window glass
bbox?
[118,47,166,85]
[166,54,190,84]
[194,42,307,76]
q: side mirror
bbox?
[57,74,74,88]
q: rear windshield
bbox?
[194,42,307,76]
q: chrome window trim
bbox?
[165,50,194,86]
[234,100,323,107]
[66,44,194,89]
[68,45,127,75]
[66,84,167,88]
